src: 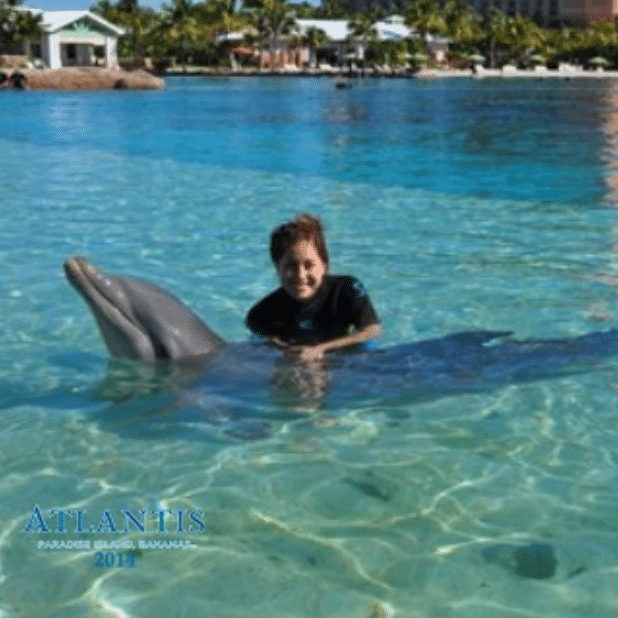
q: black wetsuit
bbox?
[246,275,380,345]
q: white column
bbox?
[41,34,50,67]
[48,33,62,69]
[105,36,119,68]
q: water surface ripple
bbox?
[2,77,618,617]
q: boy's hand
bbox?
[297,345,326,362]
[284,344,326,362]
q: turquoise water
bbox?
[2,76,618,616]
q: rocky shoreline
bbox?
[3,64,618,91]
[0,67,164,90]
[162,65,618,81]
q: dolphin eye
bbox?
[152,340,170,359]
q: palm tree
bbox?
[198,0,248,66]
[0,0,43,51]
[302,25,328,69]
[347,13,378,71]
[91,0,113,17]
[253,0,296,69]
[442,0,482,51]
[14,8,43,56]
[125,5,151,62]
[93,1,169,64]
[484,13,545,65]
[318,0,347,19]
[549,26,585,64]
[117,0,138,12]
[374,39,411,68]
[584,20,618,62]
[247,9,269,67]
[509,16,546,65]
[161,0,197,70]
[481,8,508,67]
[202,0,246,38]
[405,0,449,38]
[143,12,175,67]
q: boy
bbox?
[246,214,381,361]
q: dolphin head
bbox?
[64,256,225,362]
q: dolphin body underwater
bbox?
[64,256,618,417]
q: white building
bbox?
[8,9,125,69]
[220,14,450,69]
[295,16,450,66]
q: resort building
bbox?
[466,0,559,26]
[466,0,579,26]
[340,0,614,27]
[296,16,449,65]
[2,10,125,69]
[340,0,407,14]
[230,15,449,70]
[552,0,616,27]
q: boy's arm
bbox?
[287,276,382,361]
[289,322,382,362]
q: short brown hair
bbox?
[270,214,329,266]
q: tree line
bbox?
[3,0,618,69]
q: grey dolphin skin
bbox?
[64,256,618,402]
[64,256,224,362]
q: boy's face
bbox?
[276,240,327,301]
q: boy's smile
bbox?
[276,240,327,301]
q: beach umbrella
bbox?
[228,45,254,57]
[467,53,485,63]
[528,54,545,65]
[410,52,429,62]
[589,56,610,67]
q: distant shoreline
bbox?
[162,66,618,80]
[2,65,617,91]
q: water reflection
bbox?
[591,81,618,321]
[601,80,618,204]
[78,326,618,445]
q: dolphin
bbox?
[64,256,618,406]
[64,256,224,362]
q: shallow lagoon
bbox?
[2,76,618,616]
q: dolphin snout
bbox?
[64,255,91,286]
[63,256,113,304]
[64,255,92,279]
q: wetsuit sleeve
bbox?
[340,277,380,330]
[246,295,284,338]
[246,302,270,336]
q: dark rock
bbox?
[482,542,557,579]
[10,70,27,89]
